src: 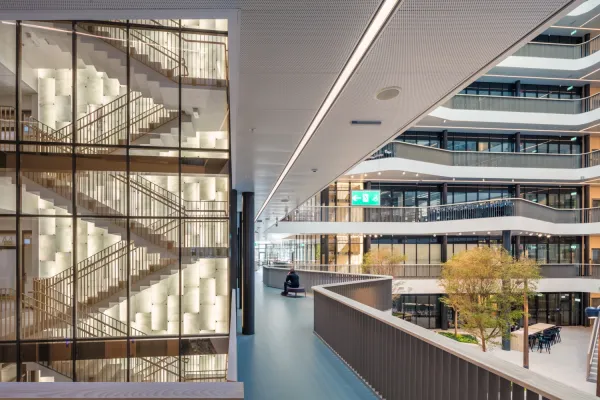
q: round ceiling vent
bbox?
[375,87,401,101]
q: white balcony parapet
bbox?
[352,141,600,181]
[269,199,600,236]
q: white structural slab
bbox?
[497,53,600,72]
[348,158,598,182]
[268,218,600,236]
[429,106,600,128]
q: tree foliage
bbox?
[439,247,540,352]
[362,249,406,276]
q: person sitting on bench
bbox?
[281,267,300,296]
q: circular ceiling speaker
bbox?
[376,86,401,101]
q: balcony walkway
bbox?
[237,270,377,400]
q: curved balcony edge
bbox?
[430,105,600,128]
[352,142,600,181]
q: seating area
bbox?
[529,326,562,353]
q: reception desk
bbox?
[510,323,555,352]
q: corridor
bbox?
[237,271,378,400]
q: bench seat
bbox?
[287,287,306,297]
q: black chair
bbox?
[555,326,562,343]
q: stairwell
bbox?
[0,19,230,382]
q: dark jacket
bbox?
[286,271,300,288]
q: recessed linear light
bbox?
[351,120,382,125]
[254,0,401,221]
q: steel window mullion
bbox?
[15,20,22,382]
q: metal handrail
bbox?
[388,140,600,158]
[587,312,599,379]
[283,198,600,226]
[313,278,598,400]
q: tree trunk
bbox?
[480,329,487,352]
[454,310,458,337]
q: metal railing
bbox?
[285,198,600,224]
[285,263,592,279]
[313,278,598,400]
[370,141,600,169]
[79,22,228,87]
[587,311,600,381]
[444,93,600,114]
[513,36,600,59]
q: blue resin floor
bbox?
[237,271,378,400]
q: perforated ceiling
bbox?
[0,0,582,231]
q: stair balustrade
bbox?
[14,91,178,152]
[80,21,228,87]
[6,285,183,382]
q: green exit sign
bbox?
[351,190,381,206]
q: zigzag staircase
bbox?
[2,287,180,382]
[19,91,185,152]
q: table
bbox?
[510,323,555,352]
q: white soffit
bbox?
[0,0,583,226]
[258,0,582,226]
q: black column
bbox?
[584,33,591,57]
[584,84,591,112]
[242,192,255,335]
[515,80,521,96]
[441,130,448,150]
[237,211,242,309]
[514,132,521,153]
[502,230,511,351]
[441,183,448,205]
[584,292,592,327]
[441,236,448,264]
[514,184,521,199]
[363,235,371,255]
[229,190,239,295]
[321,235,329,266]
[584,134,591,167]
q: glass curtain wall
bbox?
[0,20,230,382]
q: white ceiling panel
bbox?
[256,0,583,231]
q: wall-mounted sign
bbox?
[351,190,381,206]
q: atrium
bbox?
[1,1,600,400]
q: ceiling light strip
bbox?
[254,0,401,221]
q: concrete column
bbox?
[241,192,254,335]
